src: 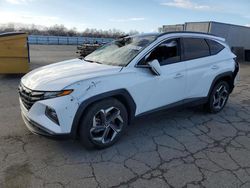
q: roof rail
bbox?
[158,31,218,37]
[157,31,225,41]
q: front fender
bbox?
[69,89,136,138]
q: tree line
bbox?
[0,23,139,38]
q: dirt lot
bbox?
[0,45,250,188]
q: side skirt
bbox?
[136,97,208,118]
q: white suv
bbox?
[19,32,239,148]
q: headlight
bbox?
[43,90,73,99]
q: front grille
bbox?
[18,84,44,110]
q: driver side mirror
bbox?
[148,59,161,76]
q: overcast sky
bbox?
[0,0,249,32]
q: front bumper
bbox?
[19,93,79,139]
[21,112,70,139]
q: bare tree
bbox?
[0,23,140,38]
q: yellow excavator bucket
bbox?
[0,32,29,74]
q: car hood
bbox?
[21,59,122,91]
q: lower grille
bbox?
[18,84,44,110]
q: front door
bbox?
[137,38,187,114]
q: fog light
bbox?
[45,106,59,125]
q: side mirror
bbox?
[148,59,161,76]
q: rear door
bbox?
[181,37,213,99]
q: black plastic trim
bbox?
[207,71,234,96]
[136,97,208,117]
[70,89,136,138]
[233,61,239,80]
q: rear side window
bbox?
[206,39,225,55]
[182,38,210,61]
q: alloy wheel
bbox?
[90,107,124,145]
[212,84,229,110]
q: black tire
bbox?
[79,98,128,149]
[205,81,230,113]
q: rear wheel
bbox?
[79,98,128,149]
[205,81,230,113]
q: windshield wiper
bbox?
[83,58,93,63]
[83,58,102,64]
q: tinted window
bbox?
[140,39,181,66]
[182,38,210,61]
[206,39,224,55]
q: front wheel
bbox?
[79,98,128,149]
[205,81,230,113]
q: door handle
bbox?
[211,65,219,70]
[174,73,184,79]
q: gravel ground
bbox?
[0,45,250,188]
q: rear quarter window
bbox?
[206,39,225,55]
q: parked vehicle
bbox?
[19,32,239,149]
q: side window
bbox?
[206,39,225,55]
[182,38,210,61]
[139,39,181,66]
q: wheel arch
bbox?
[70,89,136,138]
[208,71,234,98]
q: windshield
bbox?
[84,35,157,66]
